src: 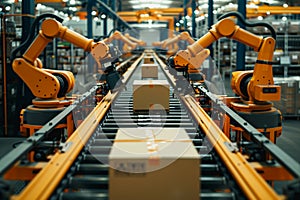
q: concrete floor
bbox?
[278,119,300,163]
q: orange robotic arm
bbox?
[124,33,146,46]
[102,31,138,52]
[171,14,280,102]
[12,18,109,100]
[152,33,179,54]
[161,31,195,49]
[152,41,164,47]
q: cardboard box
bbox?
[141,64,158,78]
[144,56,154,64]
[133,80,169,111]
[288,21,300,33]
[115,128,192,141]
[144,49,153,53]
[109,136,200,200]
[273,77,300,115]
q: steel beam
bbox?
[236,0,246,70]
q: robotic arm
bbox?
[102,31,138,52]
[161,31,195,49]
[12,17,110,100]
[152,41,164,47]
[124,33,146,46]
[169,12,280,103]
[152,33,179,54]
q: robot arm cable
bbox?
[218,11,276,40]
[11,13,64,61]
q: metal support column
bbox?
[21,1,34,44]
[15,0,35,135]
[191,0,196,37]
[87,0,93,38]
[102,0,108,36]
[111,0,116,30]
[87,0,94,75]
[207,0,214,80]
[183,0,188,31]
[236,0,246,70]
[208,0,214,58]
[117,0,122,28]
[0,14,5,136]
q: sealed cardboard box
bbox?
[115,128,192,141]
[141,64,158,78]
[109,140,200,200]
[273,77,300,115]
[144,56,154,64]
[133,80,169,111]
[144,49,153,53]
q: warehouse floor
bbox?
[277,119,300,163]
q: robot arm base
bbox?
[13,58,75,99]
[253,85,281,102]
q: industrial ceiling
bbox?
[1,0,300,15]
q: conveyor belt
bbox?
[1,50,299,199]
[48,54,244,200]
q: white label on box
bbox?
[112,161,147,174]
[288,81,294,87]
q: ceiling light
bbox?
[69,7,77,12]
[129,0,172,3]
[132,4,168,9]
[140,13,150,17]
[200,4,208,9]
[129,0,139,3]
[148,19,153,28]
[72,16,80,21]
[5,6,11,11]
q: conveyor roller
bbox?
[53,54,240,200]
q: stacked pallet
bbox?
[273,77,300,116]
